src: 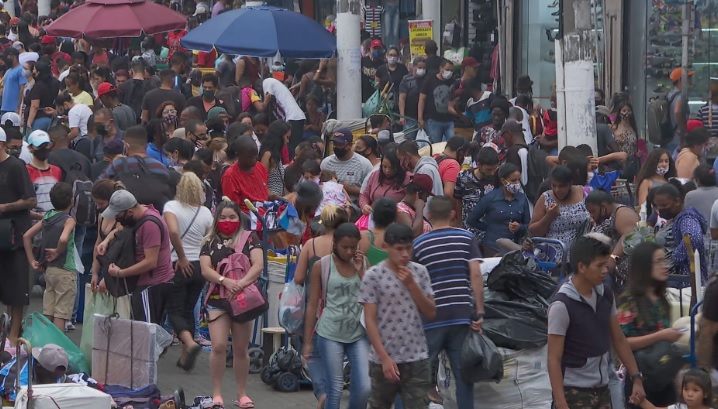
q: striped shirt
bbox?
[100,155,170,180]
[698,102,718,138]
[412,227,482,330]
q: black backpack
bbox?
[647,92,679,146]
[97,215,164,297]
[524,145,549,204]
[114,157,173,212]
[58,161,96,227]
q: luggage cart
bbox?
[689,300,703,368]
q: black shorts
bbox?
[0,249,29,307]
[130,281,173,325]
[703,275,718,322]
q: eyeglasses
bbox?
[163,109,178,115]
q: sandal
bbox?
[182,345,202,371]
[234,396,254,408]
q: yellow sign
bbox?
[409,20,433,59]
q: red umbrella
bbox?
[45,0,186,39]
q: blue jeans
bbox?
[306,335,327,401]
[71,225,87,322]
[425,325,474,409]
[382,5,399,47]
[404,119,418,141]
[31,116,52,132]
[426,119,454,144]
[317,334,370,409]
[609,365,625,409]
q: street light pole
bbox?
[555,0,596,153]
[335,0,362,120]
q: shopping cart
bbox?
[689,300,703,368]
[530,237,569,281]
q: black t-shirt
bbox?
[425,55,443,78]
[375,64,409,94]
[29,80,60,118]
[361,56,383,103]
[398,74,424,119]
[90,160,110,181]
[0,156,35,244]
[119,78,156,121]
[141,88,186,119]
[200,233,261,268]
[48,148,92,181]
[421,75,454,123]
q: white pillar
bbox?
[38,0,50,17]
[421,0,441,45]
[556,0,596,153]
[336,0,362,120]
[4,0,14,17]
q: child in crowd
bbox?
[640,369,713,409]
[22,183,78,330]
[358,222,436,409]
[302,160,350,216]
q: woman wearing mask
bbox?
[157,101,179,139]
[163,172,214,371]
[476,97,511,162]
[359,148,410,214]
[358,198,397,266]
[303,223,370,409]
[468,163,530,256]
[146,118,170,166]
[26,60,59,131]
[675,127,710,179]
[651,182,708,282]
[636,148,676,207]
[375,46,408,112]
[259,120,290,199]
[611,102,641,181]
[685,164,718,222]
[618,242,681,408]
[294,205,349,409]
[454,146,500,240]
[354,135,381,168]
[529,165,591,260]
[200,200,263,409]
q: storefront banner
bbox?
[409,19,433,59]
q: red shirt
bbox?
[49,51,71,76]
[221,162,269,213]
[166,30,187,60]
[434,154,460,184]
[197,49,217,68]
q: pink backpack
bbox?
[204,231,268,323]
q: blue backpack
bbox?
[0,355,29,402]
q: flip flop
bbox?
[234,396,254,408]
[182,345,202,372]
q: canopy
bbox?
[180,6,336,58]
[45,0,187,39]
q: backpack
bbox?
[58,162,96,227]
[647,92,679,146]
[204,231,268,323]
[216,85,242,120]
[97,215,164,297]
[434,154,455,166]
[0,354,29,402]
[114,157,173,212]
[524,145,549,204]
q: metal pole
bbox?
[38,0,50,18]
[681,0,691,115]
[336,0,362,120]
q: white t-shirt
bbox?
[68,103,93,137]
[262,78,306,121]
[162,201,214,262]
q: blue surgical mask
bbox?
[372,50,382,59]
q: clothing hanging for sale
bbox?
[363,5,384,38]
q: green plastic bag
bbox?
[79,284,132,368]
[22,312,90,374]
[362,89,381,117]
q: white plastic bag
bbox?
[278,282,305,334]
[416,129,431,147]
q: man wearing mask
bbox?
[91,108,125,163]
[96,83,136,131]
[1,47,26,117]
[320,129,374,204]
[361,38,384,103]
[186,73,227,121]
[25,130,62,219]
[0,126,37,345]
[2,114,32,163]
[40,35,70,77]
[418,59,457,144]
[119,58,156,124]
[399,56,426,141]
[510,74,533,106]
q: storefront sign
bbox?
[409,20,433,59]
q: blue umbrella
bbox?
[180,5,336,58]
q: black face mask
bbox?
[333,147,349,157]
[6,147,20,158]
[202,90,215,100]
[32,148,50,161]
[96,124,108,136]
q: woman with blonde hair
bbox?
[200,200,263,408]
[163,172,214,371]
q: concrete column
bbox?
[421,0,441,45]
[4,0,14,17]
[38,0,50,17]
[556,0,596,153]
[336,0,362,120]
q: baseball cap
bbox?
[670,68,695,83]
[500,119,523,134]
[595,105,611,117]
[370,39,383,49]
[0,127,6,143]
[103,138,124,156]
[207,106,228,121]
[1,112,21,127]
[331,128,353,146]
[32,344,69,372]
[9,17,19,25]
[461,56,480,69]
[27,130,51,147]
[687,119,704,132]
[102,190,138,219]
[407,173,434,196]
[40,35,56,45]
[96,82,117,98]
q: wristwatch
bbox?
[472,312,485,321]
[629,372,644,381]
[218,276,226,286]
[610,254,620,262]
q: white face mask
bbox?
[656,166,669,176]
[505,182,521,194]
[415,68,426,77]
[387,56,398,65]
[442,70,453,80]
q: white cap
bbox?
[19,51,39,66]
[1,112,20,127]
[27,130,51,147]
[0,127,6,143]
[193,3,208,15]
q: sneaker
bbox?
[65,321,76,331]
[31,285,44,297]
[194,334,211,347]
[171,335,180,346]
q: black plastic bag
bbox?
[482,297,549,350]
[460,331,503,383]
[487,251,557,300]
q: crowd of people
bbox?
[0,1,716,409]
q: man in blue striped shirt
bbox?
[412,195,484,408]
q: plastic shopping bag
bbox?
[22,312,90,374]
[362,89,381,117]
[80,284,132,366]
[278,282,306,334]
[355,214,373,231]
[460,331,503,383]
[416,129,431,147]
